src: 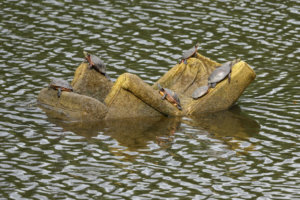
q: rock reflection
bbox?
[186,106,260,154]
[40,104,181,150]
[105,117,180,150]
[40,103,260,156]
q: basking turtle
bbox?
[208,59,239,88]
[192,59,240,100]
[158,83,182,110]
[180,42,200,64]
[49,78,73,98]
[83,51,109,78]
[192,85,209,99]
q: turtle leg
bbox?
[184,59,187,64]
[87,62,93,69]
[177,104,182,110]
[211,82,217,88]
[104,73,111,80]
[228,72,231,83]
[157,83,162,90]
[57,88,62,98]
[161,93,167,100]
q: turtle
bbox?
[48,78,73,98]
[192,85,209,99]
[191,59,240,100]
[208,59,239,88]
[180,42,200,64]
[83,51,110,79]
[158,83,182,110]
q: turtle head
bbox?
[235,58,241,63]
[231,58,241,67]
[195,42,200,48]
[176,104,182,110]
[83,51,90,58]
[157,83,163,91]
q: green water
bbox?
[0,0,299,199]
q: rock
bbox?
[72,63,113,103]
[37,88,108,121]
[154,53,256,114]
[37,53,256,121]
[154,53,219,96]
[104,73,180,119]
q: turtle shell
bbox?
[181,43,199,59]
[89,54,106,74]
[192,85,209,99]
[49,78,73,92]
[158,84,182,110]
[84,51,106,74]
[165,88,181,104]
[208,61,232,86]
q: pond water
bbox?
[0,0,299,199]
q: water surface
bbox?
[0,0,299,199]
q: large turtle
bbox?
[83,51,109,79]
[208,59,239,88]
[49,78,73,98]
[180,42,200,64]
[158,83,182,110]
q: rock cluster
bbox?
[38,53,256,121]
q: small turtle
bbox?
[83,51,109,79]
[158,83,182,110]
[192,85,209,99]
[49,78,73,98]
[180,42,200,64]
[208,59,239,88]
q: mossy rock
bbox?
[37,53,256,121]
[38,88,108,121]
[72,63,113,103]
[106,53,256,117]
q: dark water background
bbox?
[1,0,299,199]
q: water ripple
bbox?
[0,0,300,199]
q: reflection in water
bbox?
[105,117,180,149]
[41,104,181,158]
[185,105,260,154]
[41,102,259,156]
[43,108,180,161]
